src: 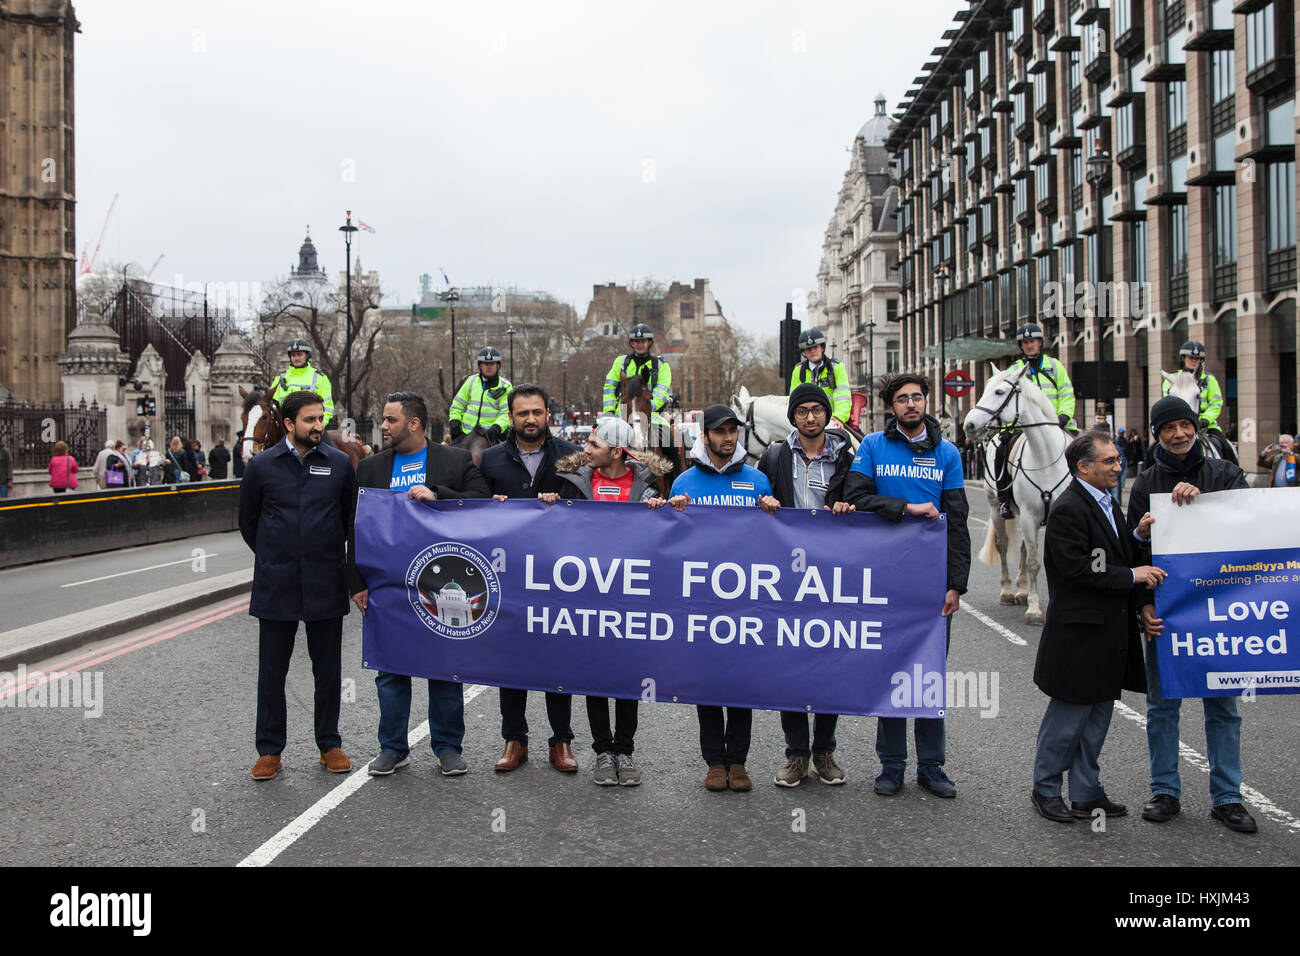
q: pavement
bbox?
[0,486,1296,867]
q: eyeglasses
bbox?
[1086,456,1121,466]
[793,406,827,420]
[893,394,927,406]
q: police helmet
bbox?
[798,328,827,350]
[286,338,312,357]
[628,324,654,342]
[477,346,503,364]
[1179,340,1207,359]
[1016,323,1044,343]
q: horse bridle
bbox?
[972,365,1069,523]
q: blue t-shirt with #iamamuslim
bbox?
[848,430,964,507]
[390,446,428,490]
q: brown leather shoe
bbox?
[549,741,579,772]
[251,754,281,781]
[704,764,728,791]
[494,740,528,772]
[728,764,753,792]
[319,748,352,773]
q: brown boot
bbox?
[728,764,753,792]
[494,740,528,772]
[319,748,351,773]
[704,764,728,791]
[251,754,281,781]
[549,741,579,772]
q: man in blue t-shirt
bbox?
[666,404,779,794]
[843,373,971,800]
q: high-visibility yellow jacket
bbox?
[1161,370,1224,429]
[789,359,852,422]
[272,364,336,427]
[603,353,671,425]
[449,374,513,433]
[1008,355,1076,429]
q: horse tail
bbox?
[978,516,1014,565]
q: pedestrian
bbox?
[191,439,207,480]
[757,383,857,788]
[842,373,970,799]
[1259,434,1297,488]
[1029,430,1165,824]
[238,389,357,781]
[208,439,231,480]
[548,417,671,787]
[1127,396,1257,832]
[478,384,583,773]
[48,440,79,494]
[167,436,194,483]
[91,440,115,489]
[132,437,151,486]
[103,440,132,488]
[348,392,489,778]
[666,404,781,793]
[233,431,246,479]
[0,440,13,498]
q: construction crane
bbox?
[145,254,165,279]
[79,193,118,275]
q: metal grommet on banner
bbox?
[809,510,817,516]
[358,488,364,495]
[565,500,573,506]
[672,696,679,702]
[362,660,368,667]
[557,686,564,692]
[452,674,459,681]
[805,705,812,712]
[458,500,464,507]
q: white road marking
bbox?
[963,605,1029,646]
[965,608,1300,833]
[238,683,490,867]
[60,554,222,588]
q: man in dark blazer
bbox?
[239,390,357,781]
[1030,429,1166,823]
[477,384,582,773]
[347,391,489,777]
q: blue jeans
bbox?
[0,484,8,498]
[1143,639,1243,806]
[375,672,465,759]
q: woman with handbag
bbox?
[48,441,79,494]
[167,436,195,484]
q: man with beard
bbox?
[842,373,970,799]
[666,405,780,793]
[479,385,583,773]
[1126,395,1255,833]
[239,390,356,781]
[347,392,489,777]
[758,383,857,788]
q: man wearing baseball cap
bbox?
[540,417,673,786]
[666,404,780,793]
[1127,395,1255,833]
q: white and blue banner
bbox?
[354,491,951,717]
[1152,488,1300,698]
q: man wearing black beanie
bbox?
[1127,395,1255,833]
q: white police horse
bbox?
[1161,370,1237,461]
[963,366,1071,625]
[730,386,860,464]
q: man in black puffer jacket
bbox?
[1127,395,1255,834]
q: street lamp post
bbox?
[866,319,877,430]
[506,326,517,381]
[561,358,568,424]
[441,286,461,386]
[1086,149,1113,429]
[933,263,949,419]
[338,211,358,420]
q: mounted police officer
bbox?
[602,324,672,426]
[995,322,1077,519]
[272,339,336,430]
[449,346,513,442]
[788,328,852,426]
[1160,340,1235,462]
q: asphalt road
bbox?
[1,489,1296,867]
[0,530,248,631]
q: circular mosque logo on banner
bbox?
[405,542,501,640]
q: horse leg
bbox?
[1015,538,1029,605]
[992,504,1016,605]
[1022,519,1045,625]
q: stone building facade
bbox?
[888,0,1299,473]
[1,1,78,403]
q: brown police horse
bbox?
[616,370,688,495]
[239,387,369,470]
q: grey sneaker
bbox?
[438,751,467,776]
[615,753,642,787]
[774,756,809,788]
[367,752,410,776]
[593,751,618,786]
[813,752,846,785]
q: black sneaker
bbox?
[367,752,410,776]
[1210,803,1258,833]
[873,768,903,796]
[438,752,468,776]
[1141,793,1181,823]
[917,766,956,798]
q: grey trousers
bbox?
[1032,697,1114,802]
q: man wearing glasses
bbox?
[842,373,970,799]
[757,383,858,787]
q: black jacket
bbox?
[756,428,854,509]
[478,432,579,499]
[1034,478,1147,704]
[208,444,231,479]
[239,438,357,622]
[346,441,489,595]
[840,415,971,594]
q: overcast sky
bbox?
[75,0,956,338]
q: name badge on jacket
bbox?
[309,465,332,476]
